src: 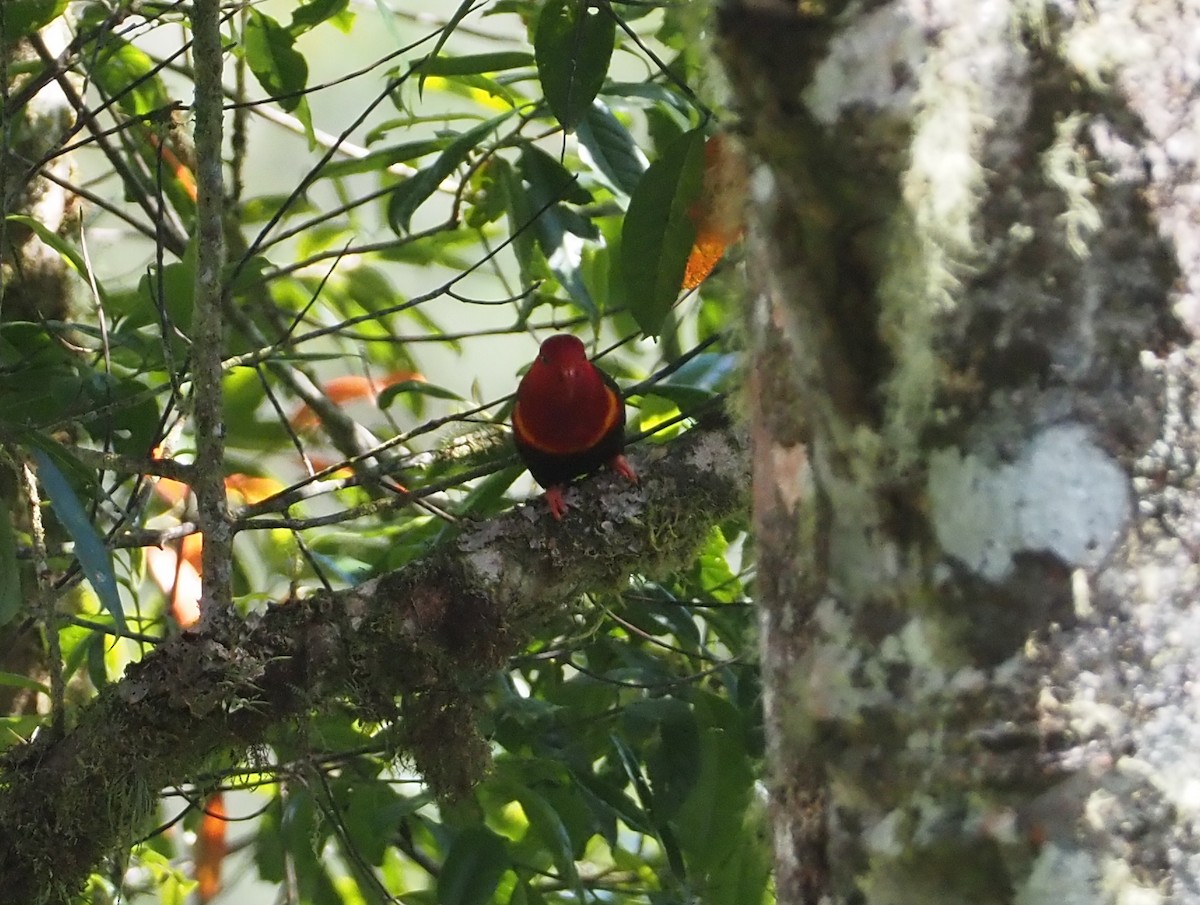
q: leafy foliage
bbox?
[0,1,755,902]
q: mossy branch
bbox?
[0,424,748,904]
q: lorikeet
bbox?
[512,334,638,519]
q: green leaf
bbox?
[83,374,161,458]
[0,323,86,426]
[498,157,542,295]
[243,10,309,113]
[288,0,349,35]
[0,672,48,694]
[572,768,654,836]
[621,128,705,337]
[690,525,741,603]
[611,732,687,880]
[520,145,592,206]
[28,446,126,634]
[135,250,196,338]
[0,715,42,752]
[377,380,464,411]
[387,113,513,233]
[438,826,509,905]
[334,773,404,866]
[459,463,523,518]
[674,728,753,869]
[535,0,615,131]
[0,498,21,627]
[1,0,67,42]
[6,215,109,306]
[465,158,510,229]
[644,351,737,410]
[317,138,446,181]
[513,786,583,897]
[428,71,522,109]
[634,700,701,822]
[518,146,598,314]
[418,0,479,95]
[576,102,648,196]
[709,840,773,905]
[421,51,534,77]
[254,795,286,882]
[603,80,694,116]
[85,33,170,116]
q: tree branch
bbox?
[190,0,232,627]
[0,424,748,904]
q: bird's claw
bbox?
[610,455,638,484]
[545,486,568,520]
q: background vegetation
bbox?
[0,0,760,902]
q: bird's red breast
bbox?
[511,334,633,512]
[512,335,623,458]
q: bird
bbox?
[512,334,638,519]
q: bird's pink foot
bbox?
[545,486,569,520]
[610,455,638,484]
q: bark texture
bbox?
[719,0,1200,901]
[0,425,749,904]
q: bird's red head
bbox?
[523,333,593,394]
[535,334,588,370]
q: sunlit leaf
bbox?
[83,33,171,116]
[289,0,349,35]
[692,526,739,603]
[244,10,309,113]
[424,73,521,111]
[511,785,583,898]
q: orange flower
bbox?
[289,370,423,431]
[147,533,203,629]
[224,473,284,505]
[683,133,748,290]
[194,792,227,902]
[150,446,191,507]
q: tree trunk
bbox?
[719,0,1200,901]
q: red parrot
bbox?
[512,334,638,519]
